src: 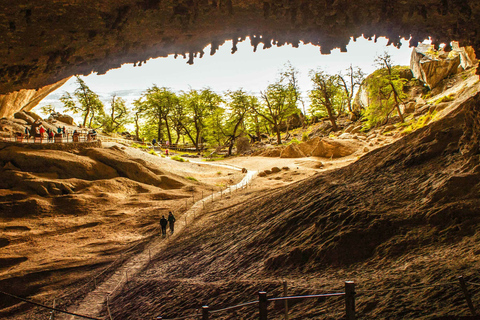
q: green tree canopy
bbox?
[363,52,408,127]
[60,76,104,128]
[309,69,346,131]
[253,63,300,144]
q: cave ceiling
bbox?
[1,0,479,95]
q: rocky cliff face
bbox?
[410,42,478,89]
[1,0,480,99]
[0,78,70,119]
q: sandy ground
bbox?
[0,140,389,319]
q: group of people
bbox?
[24,121,67,141]
[160,211,176,237]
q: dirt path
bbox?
[60,164,255,320]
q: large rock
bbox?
[14,111,35,125]
[298,137,322,156]
[310,138,357,158]
[410,42,477,89]
[280,143,306,158]
[0,78,70,119]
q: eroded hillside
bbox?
[106,93,480,319]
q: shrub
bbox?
[132,143,149,149]
[302,132,309,142]
[171,155,185,162]
[186,176,198,181]
[288,138,300,145]
[148,149,158,156]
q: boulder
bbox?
[280,144,306,158]
[271,167,281,173]
[310,138,357,158]
[56,114,75,125]
[24,111,42,121]
[410,43,476,89]
[338,133,354,139]
[298,137,322,156]
[260,147,283,157]
[14,111,35,125]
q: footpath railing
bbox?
[154,282,353,320]
[1,133,96,144]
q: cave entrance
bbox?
[33,35,414,136]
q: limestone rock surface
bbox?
[0,78,70,119]
[410,43,477,89]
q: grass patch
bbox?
[402,110,438,134]
[186,176,198,182]
[148,149,158,156]
[132,143,150,149]
[171,155,186,162]
[434,94,455,104]
[217,171,222,175]
[302,132,309,142]
[287,138,301,145]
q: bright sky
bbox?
[34,36,415,117]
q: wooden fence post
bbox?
[283,280,289,320]
[49,298,56,320]
[458,276,477,316]
[345,281,355,320]
[202,305,210,320]
[259,291,268,320]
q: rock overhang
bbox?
[1,0,479,97]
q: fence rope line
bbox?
[157,292,347,319]
[0,290,103,320]
[467,281,480,287]
[357,280,459,293]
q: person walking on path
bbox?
[160,215,168,237]
[168,211,176,234]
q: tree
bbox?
[309,69,345,131]
[133,98,147,140]
[218,90,257,156]
[99,95,130,133]
[60,76,104,127]
[337,65,365,119]
[363,52,408,127]
[141,85,178,143]
[253,64,300,144]
[179,88,223,150]
[40,104,56,117]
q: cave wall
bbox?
[1,0,480,98]
[0,78,70,119]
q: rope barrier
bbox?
[357,280,459,293]
[467,281,480,287]
[0,290,104,320]
[268,292,345,302]
[210,300,259,313]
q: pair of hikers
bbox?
[160,211,175,236]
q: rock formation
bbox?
[0,1,479,103]
[0,78,69,119]
[410,42,478,89]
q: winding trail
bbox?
[61,162,256,320]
